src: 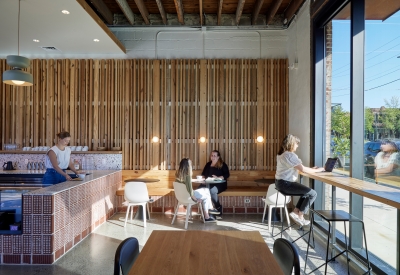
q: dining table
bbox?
[192,177,226,189]
[128,230,284,275]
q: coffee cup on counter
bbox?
[23,147,31,151]
[76,146,82,151]
[82,146,89,151]
[70,146,76,151]
[196,175,203,180]
[78,174,85,180]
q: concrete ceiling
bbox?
[0,0,126,58]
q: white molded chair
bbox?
[171,182,205,229]
[124,181,151,228]
[262,183,291,232]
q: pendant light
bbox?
[2,0,33,86]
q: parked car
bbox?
[364,140,400,179]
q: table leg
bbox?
[133,205,150,220]
[262,208,280,222]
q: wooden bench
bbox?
[117,170,276,197]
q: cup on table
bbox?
[76,146,82,151]
[82,146,89,151]
[196,175,203,180]
[70,146,76,151]
[78,174,85,180]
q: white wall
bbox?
[112,27,289,59]
[287,1,312,169]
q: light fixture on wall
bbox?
[256,136,264,143]
[152,136,160,143]
[199,137,206,143]
[2,0,33,87]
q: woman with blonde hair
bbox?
[275,134,324,226]
[176,158,220,222]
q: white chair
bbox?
[171,182,205,229]
[262,183,291,232]
[124,181,151,228]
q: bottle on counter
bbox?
[74,159,80,171]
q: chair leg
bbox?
[171,203,180,225]
[147,203,151,220]
[185,205,192,229]
[198,202,205,223]
[284,206,291,231]
[268,206,273,232]
[142,203,146,228]
[262,199,267,223]
[124,205,130,227]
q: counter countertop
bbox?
[1,170,121,195]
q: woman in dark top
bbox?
[199,150,230,217]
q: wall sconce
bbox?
[256,136,264,143]
[199,137,206,143]
[152,136,159,143]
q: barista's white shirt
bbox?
[275,151,302,182]
[45,146,71,169]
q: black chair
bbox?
[305,210,372,275]
[273,238,301,275]
[114,237,140,275]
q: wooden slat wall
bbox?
[0,59,288,171]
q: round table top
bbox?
[192,178,226,184]
[124,178,160,183]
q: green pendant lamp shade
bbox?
[2,55,33,86]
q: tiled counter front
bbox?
[116,195,266,214]
[0,170,122,264]
[0,152,122,170]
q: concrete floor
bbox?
[0,212,373,275]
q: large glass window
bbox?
[324,3,351,236]
[362,9,400,271]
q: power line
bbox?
[331,78,400,97]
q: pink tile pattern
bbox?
[0,170,122,265]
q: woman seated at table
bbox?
[375,140,400,181]
[176,158,220,222]
[199,150,230,218]
[275,134,324,226]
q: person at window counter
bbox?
[42,131,82,185]
[199,150,230,218]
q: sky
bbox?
[331,10,400,111]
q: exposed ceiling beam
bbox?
[155,0,167,25]
[115,0,134,25]
[235,0,246,25]
[284,0,306,23]
[134,0,150,25]
[87,0,113,24]
[76,0,126,53]
[199,0,203,26]
[174,0,184,24]
[265,0,283,25]
[217,0,223,26]
[251,0,264,25]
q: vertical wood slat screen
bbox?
[0,59,288,171]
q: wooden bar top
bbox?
[129,230,284,275]
[300,171,400,209]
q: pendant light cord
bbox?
[18,0,20,55]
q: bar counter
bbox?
[0,170,122,264]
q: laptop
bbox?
[321,157,338,172]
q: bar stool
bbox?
[304,210,372,275]
[272,186,315,246]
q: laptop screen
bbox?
[324,158,338,172]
